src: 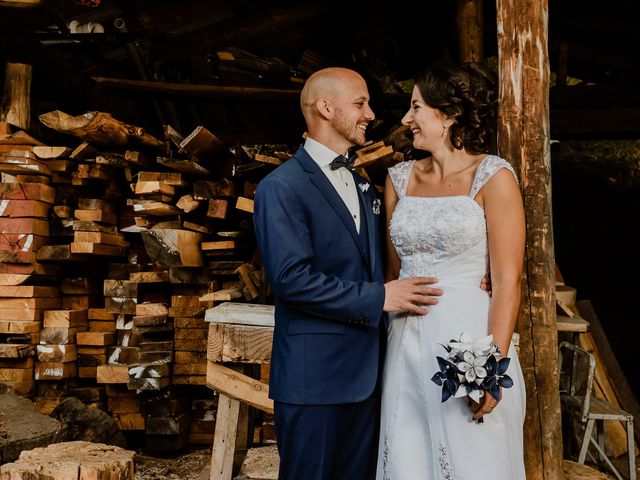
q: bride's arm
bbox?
[481,169,526,356]
[384,174,401,283]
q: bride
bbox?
[376,63,527,479]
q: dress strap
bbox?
[469,155,518,199]
[387,160,415,199]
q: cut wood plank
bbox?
[1,217,49,235]
[176,194,200,213]
[36,244,77,262]
[32,146,71,159]
[208,324,273,363]
[0,150,50,175]
[129,199,180,216]
[69,141,96,160]
[0,285,59,297]
[135,303,168,317]
[157,156,209,175]
[207,199,229,219]
[40,326,85,344]
[235,197,254,213]
[103,279,138,298]
[74,209,117,224]
[52,205,72,218]
[193,179,235,199]
[205,302,275,327]
[76,331,116,346]
[72,220,118,233]
[0,343,35,358]
[96,364,129,383]
[0,182,56,202]
[36,344,77,362]
[129,271,169,283]
[255,153,283,165]
[0,320,41,334]
[199,288,242,302]
[137,171,185,186]
[179,126,229,161]
[43,309,87,328]
[70,242,127,256]
[201,240,236,251]
[206,361,273,413]
[0,296,60,309]
[88,308,117,321]
[0,199,49,217]
[134,180,175,196]
[73,231,129,247]
[0,273,32,285]
[0,367,34,382]
[35,361,77,380]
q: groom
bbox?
[254,67,441,480]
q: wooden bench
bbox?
[205,302,275,480]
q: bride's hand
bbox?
[470,388,502,421]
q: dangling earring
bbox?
[441,124,448,138]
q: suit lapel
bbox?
[354,174,377,276]
[295,147,369,265]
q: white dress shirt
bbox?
[304,137,360,233]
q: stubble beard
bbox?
[333,109,367,147]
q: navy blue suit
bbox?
[254,146,386,479]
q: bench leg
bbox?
[628,421,636,480]
[578,419,595,464]
[210,394,241,480]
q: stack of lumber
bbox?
[172,293,209,386]
[189,397,217,445]
[140,389,192,452]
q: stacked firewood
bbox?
[0,109,399,451]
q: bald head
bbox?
[300,68,366,122]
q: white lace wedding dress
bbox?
[376,156,526,480]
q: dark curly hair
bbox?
[414,62,498,155]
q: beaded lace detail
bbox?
[387,156,517,277]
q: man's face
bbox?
[330,76,375,147]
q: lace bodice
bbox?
[388,156,517,278]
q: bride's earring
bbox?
[441,124,448,138]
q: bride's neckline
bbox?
[403,156,492,199]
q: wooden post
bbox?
[1,62,32,130]
[496,1,563,479]
[457,0,484,62]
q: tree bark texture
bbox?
[496,1,564,479]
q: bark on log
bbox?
[1,63,31,130]
[38,110,163,151]
[496,0,563,478]
[456,0,484,62]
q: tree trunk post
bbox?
[496,1,564,479]
[1,62,32,130]
[457,0,484,62]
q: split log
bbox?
[0,440,134,479]
[1,63,31,130]
[497,0,562,478]
[38,110,164,150]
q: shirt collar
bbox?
[304,137,345,169]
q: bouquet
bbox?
[431,333,513,406]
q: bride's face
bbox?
[401,86,449,151]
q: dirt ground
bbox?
[134,447,211,480]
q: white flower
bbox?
[448,333,495,358]
[457,350,488,384]
[359,182,370,193]
[372,198,381,215]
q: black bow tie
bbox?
[329,154,356,171]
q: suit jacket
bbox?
[254,146,386,405]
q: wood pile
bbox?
[0,105,401,452]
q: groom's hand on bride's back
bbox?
[383,277,442,315]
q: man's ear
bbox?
[316,98,333,120]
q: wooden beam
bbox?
[1,62,31,130]
[456,0,484,62]
[496,0,563,479]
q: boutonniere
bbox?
[372,198,381,215]
[358,182,370,193]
